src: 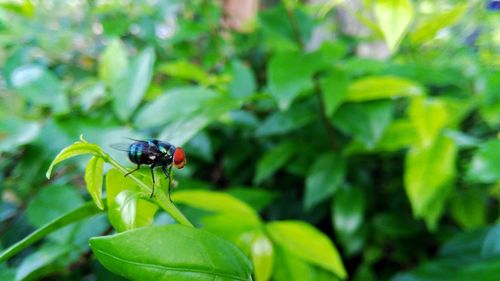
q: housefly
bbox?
[111,139,186,201]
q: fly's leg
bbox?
[149,164,156,198]
[162,165,173,203]
[124,165,140,177]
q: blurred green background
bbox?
[1,0,499,280]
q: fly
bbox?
[111,139,187,201]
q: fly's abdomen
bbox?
[128,142,150,164]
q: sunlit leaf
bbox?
[410,4,468,44]
[251,231,274,281]
[374,0,414,53]
[346,76,423,102]
[408,96,450,147]
[90,225,253,281]
[266,221,347,279]
[404,135,457,230]
[172,189,261,226]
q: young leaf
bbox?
[404,135,457,230]
[105,168,158,232]
[374,0,414,53]
[85,156,105,210]
[346,76,423,102]
[304,153,345,210]
[111,47,155,121]
[46,140,103,179]
[251,231,274,281]
[90,225,253,281]
[410,4,468,44]
[266,221,347,279]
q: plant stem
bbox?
[314,78,337,150]
[103,154,193,227]
[284,2,337,150]
[0,202,103,263]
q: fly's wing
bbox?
[109,143,133,152]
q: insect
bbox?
[111,139,187,201]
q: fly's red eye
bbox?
[173,147,187,169]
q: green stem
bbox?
[103,154,193,227]
[0,202,103,263]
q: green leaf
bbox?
[46,140,103,179]
[408,96,450,147]
[320,69,349,116]
[10,64,68,112]
[304,153,345,210]
[373,0,414,53]
[0,202,103,263]
[346,119,418,154]
[481,225,500,258]
[159,60,210,85]
[90,225,253,281]
[450,189,487,230]
[254,141,297,184]
[99,38,128,84]
[266,221,347,279]
[111,47,155,121]
[0,117,41,153]
[15,243,73,281]
[159,97,241,146]
[332,100,393,148]
[85,156,105,210]
[226,187,277,212]
[229,59,256,99]
[273,246,316,281]
[404,135,457,230]
[267,51,318,110]
[332,187,365,238]
[134,86,218,128]
[172,190,261,227]
[26,185,84,228]
[255,103,315,137]
[105,168,158,232]
[466,140,500,183]
[251,231,274,281]
[345,76,423,102]
[410,4,468,44]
